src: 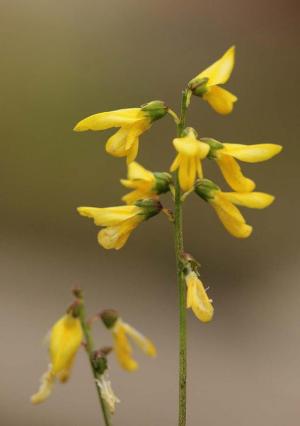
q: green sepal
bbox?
[153,172,172,194]
[195,179,220,202]
[93,355,108,375]
[182,127,198,138]
[200,138,224,159]
[188,77,209,97]
[135,199,162,220]
[141,100,168,122]
[100,309,119,329]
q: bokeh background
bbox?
[1,0,300,425]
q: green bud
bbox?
[153,172,172,194]
[182,127,198,138]
[195,179,220,202]
[100,309,119,329]
[135,199,162,220]
[188,77,209,97]
[141,100,168,122]
[200,138,224,159]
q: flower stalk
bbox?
[76,291,112,426]
[174,89,190,426]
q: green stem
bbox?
[78,298,112,426]
[174,89,190,426]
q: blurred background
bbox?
[1,0,300,425]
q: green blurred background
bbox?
[1,0,299,425]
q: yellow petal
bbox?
[185,272,214,323]
[178,156,197,192]
[77,205,140,226]
[216,155,255,192]
[221,192,275,209]
[126,139,139,164]
[122,323,157,357]
[211,198,252,238]
[113,323,138,371]
[173,136,209,158]
[50,314,83,376]
[97,216,142,250]
[73,108,143,131]
[127,162,154,182]
[203,86,237,115]
[105,127,130,157]
[195,46,235,86]
[222,143,283,163]
[170,153,181,172]
[125,121,150,150]
[31,369,55,404]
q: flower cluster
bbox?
[31,294,155,417]
[74,46,281,325]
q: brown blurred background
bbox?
[1,0,300,425]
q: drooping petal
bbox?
[222,143,283,163]
[211,197,252,238]
[178,155,197,192]
[203,86,237,115]
[216,155,255,192]
[126,139,139,164]
[97,216,142,250]
[185,272,214,322]
[73,108,143,131]
[31,368,55,404]
[170,153,181,172]
[77,205,140,227]
[105,127,130,157]
[195,46,235,86]
[122,323,157,357]
[113,323,138,371]
[221,192,275,209]
[127,161,154,182]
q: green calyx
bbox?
[135,199,162,220]
[195,178,220,202]
[153,172,172,194]
[141,100,168,122]
[182,127,198,138]
[200,138,224,159]
[100,309,119,329]
[93,354,108,375]
[188,77,209,97]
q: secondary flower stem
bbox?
[77,295,112,426]
[175,89,190,426]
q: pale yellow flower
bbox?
[74,101,167,163]
[77,201,162,250]
[188,46,237,114]
[185,271,214,322]
[203,138,283,192]
[121,161,171,204]
[195,179,275,238]
[31,313,83,404]
[170,128,210,192]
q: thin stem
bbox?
[174,89,190,426]
[78,298,112,426]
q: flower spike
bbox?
[77,200,162,250]
[195,178,275,238]
[188,46,237,115]
[202,138,282,192]
[100,310,156,371]
[74,101,167,163]
[31,311,83,404]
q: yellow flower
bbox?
[74,101,167,163]
[77,200,162,250]
[31,313,83,404]
[170,128,210,192]
[203,138,283,192]
[121,161,172,204]
[185,271,214,322]
[100,310,156,371]
[195,178,275,238]
[188,46,237,114]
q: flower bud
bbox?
[135,199,162,220]
[93,352,108,375]
[101,309,119,329]
[195,178,220,201]
[141,100,168,122]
